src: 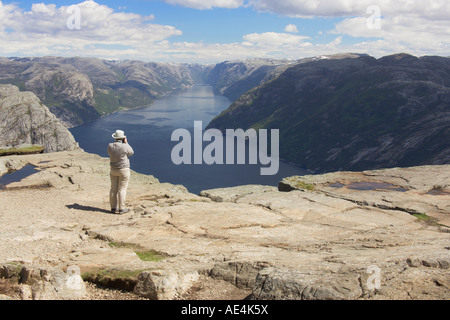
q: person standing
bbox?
[108,130,134,214]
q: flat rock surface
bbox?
[0,149,449,300]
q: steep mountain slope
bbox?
[207,53,450,172]
[0,84,77,152]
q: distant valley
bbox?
[0,56,291,128]
[0,56,207,128]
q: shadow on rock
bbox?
[66,203,113,214]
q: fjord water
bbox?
[70,85,308,194]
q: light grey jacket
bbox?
[108,141,134,169]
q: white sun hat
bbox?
[112,130,126,140]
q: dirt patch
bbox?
[0,279,21,300]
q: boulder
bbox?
[134,269,199,300]
[18,265,87,300]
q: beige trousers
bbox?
[109,167,130,210]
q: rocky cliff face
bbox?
[208,53,450,172]
[0,84,77,152]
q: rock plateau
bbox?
[0,150,448,300]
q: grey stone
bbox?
[19,266,87,300]
[0,84,78,153]
[251,267,362,300]
[209,261,271,289]
[134,269,199,300]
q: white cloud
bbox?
[30,3,57,16]
[158,0,450,61]
[0,1,180,48]
[334,14,450,43]
[284,24,298,33]
[250,0,368,18]
[164,0,244,10]
[0,0,449,63]
[0,0,196,64]
[250,0,450,18]
[244,32,309,46]
[245,0,450,59]
[332,11,450,56]
[0,0,317,63]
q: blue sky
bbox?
[0,0,449,63]
[118,1,338,44]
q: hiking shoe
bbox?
[111,208,116,213]
[117,208,130,215]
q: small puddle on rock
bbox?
[347,182,407,192]
[329,181,407,192]
[329,183,345,188]
[0,164,37,190]
[427,188,450,196]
